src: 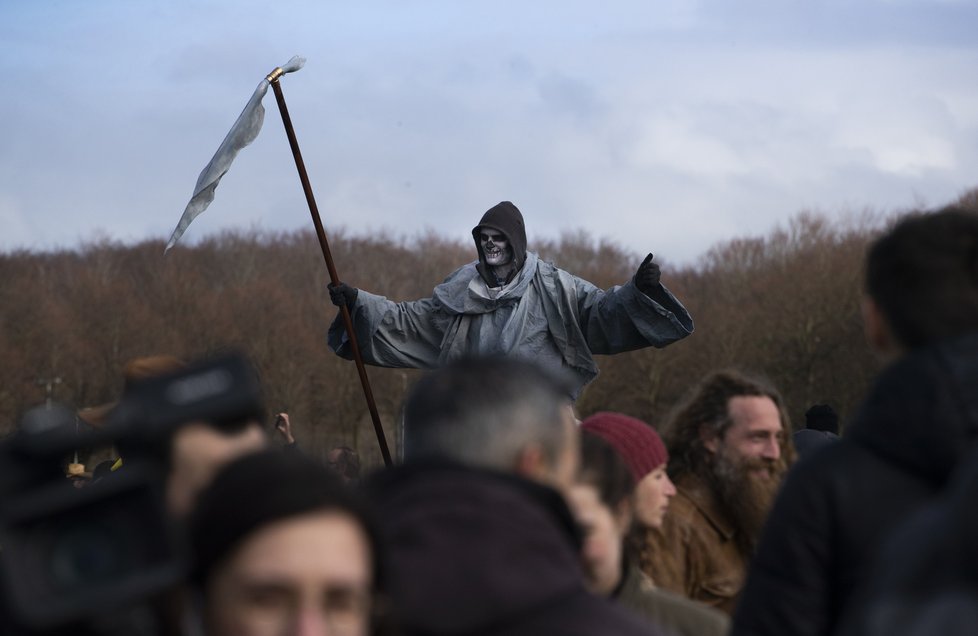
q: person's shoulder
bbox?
[636,587,731,636]
[787,438,866,484]
[524,588,667,636]
[442,260,479,281]
[666,487,700,522]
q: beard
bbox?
[707,446,786,556]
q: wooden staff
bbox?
[266,67,392,467]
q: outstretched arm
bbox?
[633,252,689,315]
[571,255,693,354]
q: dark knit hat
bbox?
[804,403,839,434]
[189,450,380,587]
[580,412,668,483]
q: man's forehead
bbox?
[480,228,505,237]
[727,395,782,431]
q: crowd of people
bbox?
[3,203,978,635]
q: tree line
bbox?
[3,188,975,470]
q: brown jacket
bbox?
[638,472,748,615]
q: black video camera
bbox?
[0,352,265,634]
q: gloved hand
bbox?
[633,253,661,296]
[328,282,359,308]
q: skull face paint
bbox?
[480,229,513,268]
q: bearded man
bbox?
[636,369,794,615]
[327,201,693,398]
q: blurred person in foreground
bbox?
[639,369,793,614]
[571,412,730,636]
[365,355,667,635]
[189,450,387,636]
[835,441,978,636]
[327,201,693,399]
[79,354,268,518]
[732,206,978,636]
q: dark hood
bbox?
[472,201,528,287]
[847,333,978,488]
[365,460,585,635]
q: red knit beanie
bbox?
[580,411,668,483]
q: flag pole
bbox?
[266,67,393,467]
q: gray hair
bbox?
[402,356,574,472]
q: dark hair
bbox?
[189,450,383,594]
[804,404,839,434]
[402,355,575,471]
[663,368,794,478]
[578,431,635,510]
[866,206,978,348]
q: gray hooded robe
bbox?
[328,202,693,398]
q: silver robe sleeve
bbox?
[573,277,694,354]
[327,290,449,369]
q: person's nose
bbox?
[761,437,781,462]
[292,607,330,636]
[664,474,677,497]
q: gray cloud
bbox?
[1,0,975,265]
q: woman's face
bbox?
[633,464,677,528]
[567,483,626,597]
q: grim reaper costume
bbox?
[328,201,693,398]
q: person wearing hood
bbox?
[327,201,693,398]
[731,206,978,636]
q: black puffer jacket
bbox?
[731,333,978,636]
[366,461,665,636]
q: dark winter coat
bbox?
[731,334,978,636]
[366,461,666,636]
[835,441,978,636]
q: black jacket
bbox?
[835,441,978,636]
[366,461,665,636]
[731,334,978,636]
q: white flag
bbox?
[164,56,306,253]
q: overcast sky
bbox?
[2,0,976,266]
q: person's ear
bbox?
[700,424,719,455]
[862,296,898,357]
[514,444,548,481]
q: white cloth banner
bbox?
[164,55,305,253]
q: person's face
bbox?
[567,483,624,597]
[706,395,784,480]
[206,511,374,636]
[479,229,512,268]
[167,421,267,518]
[632,464,676,528]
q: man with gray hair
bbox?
[367,355,666,636]
[399,354,577,488]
